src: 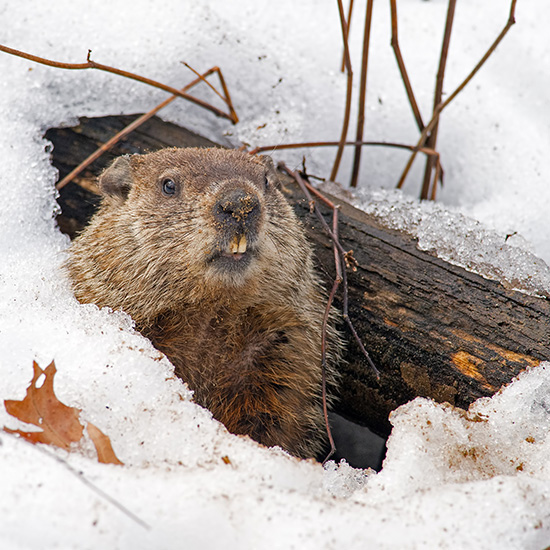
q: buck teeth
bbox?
[229,235,247,254]
[237,235,247,254]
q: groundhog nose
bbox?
[213,189,261,228]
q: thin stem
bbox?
[0,44,237,122]
[396,0,517,191]
[292,171,378,459]
[249,139,438,156]
[390,0,445,191]
[3,432,149,530]
[332,208,343,282]
[350,0,374,188]
[340,0,355,73]
[56,67,225,190]
[181,62,239,123]
[420,0,456,200]
[321,276,341,463]
[389,0,425,132]
[291,167,341,461]
[331,0,354,182]
[430,156,442,200]
[323,207,344,463]
[282,164,379,381]
[214,66,239,124]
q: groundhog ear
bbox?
[98,156,134,199]
[257,155,282,189]
[257,154,275,171]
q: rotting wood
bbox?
[46,115,550,437]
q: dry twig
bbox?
[249,139,439,164]
[329,0,515,197]
[349,0,374,188]
[0,44,238,123]
[3,432,149,530]
[396,0,517,192]
[389,0,425,133]
[180,62,238,123]
[56,66,236,190]
[331,0,354,182]
[420,0,457,200]
[340,0,355,73]
[389,0,447,192]
[279,162,380,461]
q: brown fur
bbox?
[66,147,340,458]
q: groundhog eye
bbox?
[264,175,270,190]
[162,178,177,196]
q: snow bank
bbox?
[1,0,549,548]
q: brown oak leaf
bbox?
[4,360,123,465]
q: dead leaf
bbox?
[4,361,83,450]
[86,422,123,465]
[4,360,123,465]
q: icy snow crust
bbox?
[1,1,549,548]
[351,187,550,297]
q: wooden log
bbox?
[45,115,550,438]
[294,188,550,435]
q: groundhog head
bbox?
[87,148,311,310]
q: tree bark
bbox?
[46,115,550,438]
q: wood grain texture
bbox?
[46,115,550,437]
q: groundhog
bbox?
[66,147,341,459]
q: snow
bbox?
[1,0,549,548]
[347,187,550,297]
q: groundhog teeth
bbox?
[229,235,247,254]
[230,236,239,254]
[237,235,247,254]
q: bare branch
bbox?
[389,0,425,132]
[396,0,517,191]
[420,0,456,200]
[280,164,379,381]
[0,44,237,123]
[56,66,234,190]
[249,139,437,155]
[340,0,355,73]
[3,432,149,530]
[350,0,374,188]
[181,62,239,123]
[331,0,354,182]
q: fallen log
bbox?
[46,115,550,439]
